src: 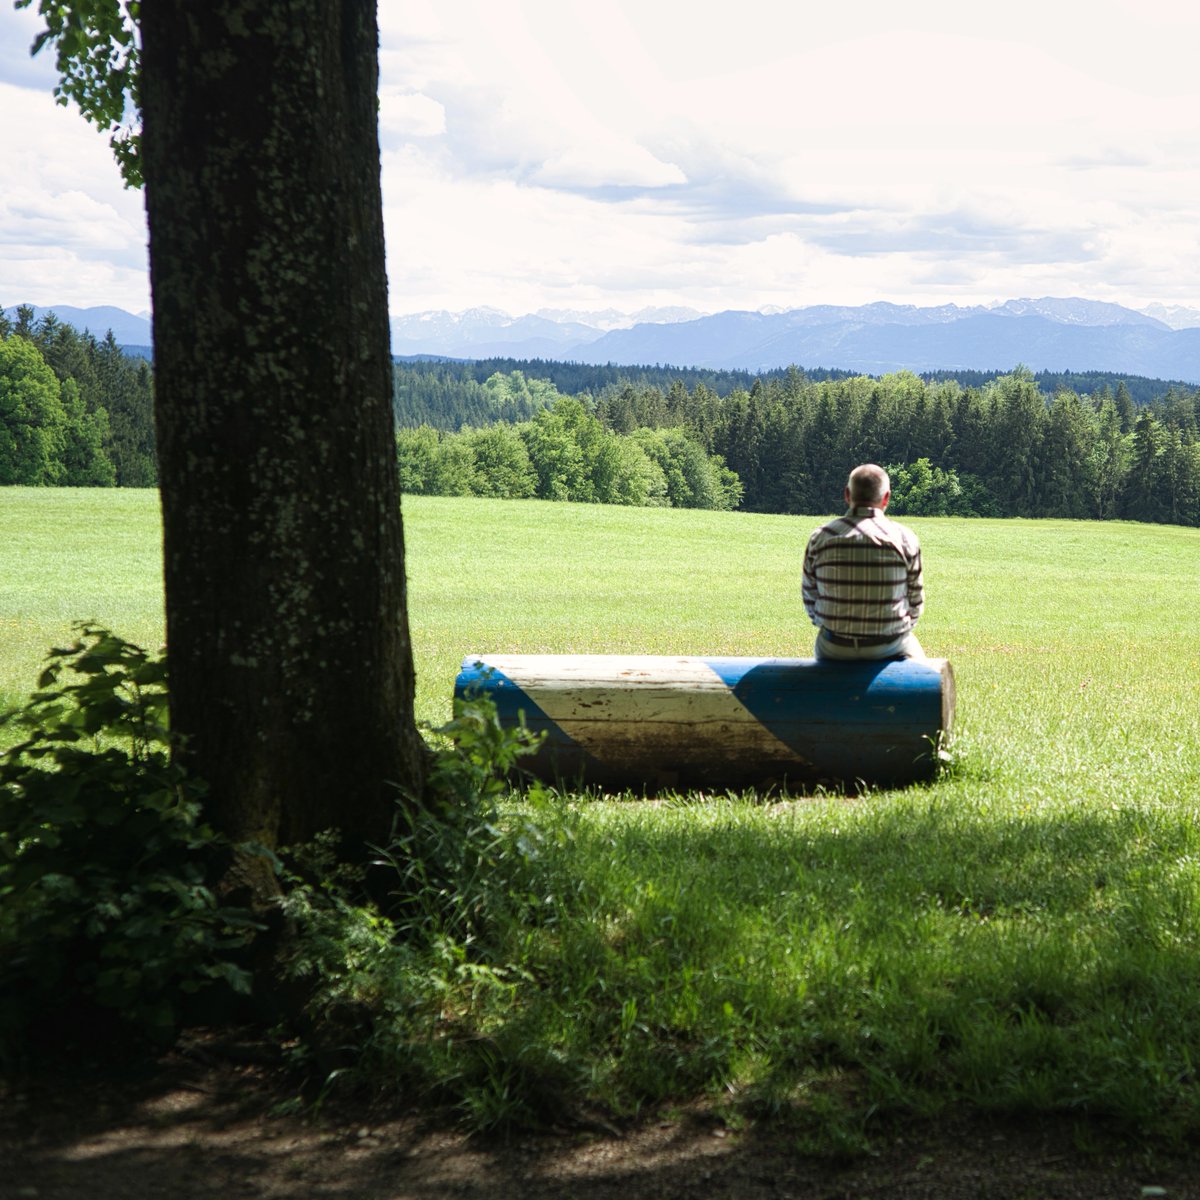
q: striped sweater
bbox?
[801,506,924,638]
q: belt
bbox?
[822,630,902,647]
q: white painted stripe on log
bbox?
[473,655,812,768]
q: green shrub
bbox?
[276,698,587,1127]
[0,625,258,1061]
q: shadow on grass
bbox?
[468,795,1200,1141]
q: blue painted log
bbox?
[454,654,955,791]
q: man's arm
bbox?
[906,546,925,623]
[801,535,822,626]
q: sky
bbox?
[3,0,1200,319]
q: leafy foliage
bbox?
[397,396,742,510]
[0,626,257,1061]
[16,0,142,186]
[0,333,69,484]
[886,457,998,517]
[0,315,156,485]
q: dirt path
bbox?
[5,1038,1198,1199]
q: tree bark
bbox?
[139,0,427,871]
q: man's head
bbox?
[845,463,890,509]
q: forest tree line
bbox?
[675,369,1199,524]
[6,305,1200,527]
[396,386,743,510]
[392,356,1187,429]
[0,307,157,486]
[396,363,1200,526]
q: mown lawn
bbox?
[4,487,1200,1143]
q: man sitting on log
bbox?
[802,463,926,661]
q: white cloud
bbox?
[0,81,148,311]
[2,187,133,251]
[531,145,685,191]
[379,89,446,140]
[369,1,1200,312]
[7,0,1200,315]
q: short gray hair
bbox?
[847,463,889,505]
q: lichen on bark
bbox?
[135,1,427,873]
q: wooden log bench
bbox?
[454,654,955,791]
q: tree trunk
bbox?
[139,0,427,876]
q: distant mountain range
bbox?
[10,298,1200,383]
[389,299,1200,383]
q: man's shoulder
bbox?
[881,513,918,534]
[808,514,852,541]
[879,514,921,547]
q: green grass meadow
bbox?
[5,486,1200,1140]
[0,488,166,714]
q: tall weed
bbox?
[278,698,589,1129]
